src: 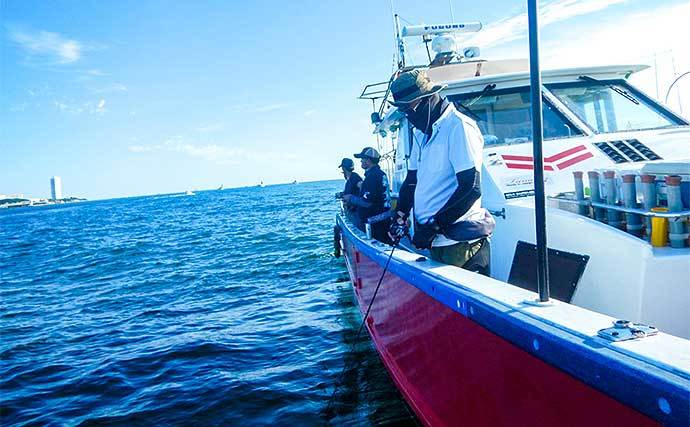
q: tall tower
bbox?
[51,176,63,200]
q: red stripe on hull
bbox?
[544,144,587,162]
[343,238,657,427]
[556,152,594,170]
[501,154,533,161]
[505,163,555,171]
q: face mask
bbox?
[406,94,441,134]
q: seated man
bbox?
[343,147,392,244]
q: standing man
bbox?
[336,158,362,222]
[343,147,391,243]
[336,158,362,200]
[389,69,493,274]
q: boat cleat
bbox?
[597,319,659,342]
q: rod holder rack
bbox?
[550,197,690,219]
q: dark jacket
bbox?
[343,173,362,197]
[348,164,390,222]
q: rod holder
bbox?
[666,175,688,248]
[622,174,643,237]
[640,174,657,241]
[588,171,606,222]
[573,171,588,216]
[604,171,624,229]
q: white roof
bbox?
[438,62,649,95]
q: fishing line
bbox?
[323,243,398,419]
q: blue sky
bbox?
[2,0,689,199]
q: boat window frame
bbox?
[544,79,689,134]
[448,85,588,147]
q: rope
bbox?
[323,244,398,419]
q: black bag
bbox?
[442,210,495,242]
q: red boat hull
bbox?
[341,231,659,427]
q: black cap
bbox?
[338,158,354,170]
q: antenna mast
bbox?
[394,14,405,69]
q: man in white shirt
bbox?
[389,69,494,273]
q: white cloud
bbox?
[49,98,111,115]
[542,3,690,66]
[90,83,127,94]
[541,2,690,114]
[464,0,631,48]
[253,103,289,113]
[195,123,225,133]
[85,69,107,76]
[128,136,298,165]
[128,145,153,153]
[7,26,85,63]
[9,102,28,112]
[403,0,632,65]
[232,103,289,113]
[53,100,83,114]
[304,109,317,117]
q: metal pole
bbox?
[394,14,405,69]
[527,0,550,302]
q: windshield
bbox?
[450,87,582,147]
[547,80,683,133]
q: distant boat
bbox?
[185,190,195,196]
[258,180,265,188]
[291,180,298,184]
[217,184,224,191]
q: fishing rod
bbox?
[323,224,407,418]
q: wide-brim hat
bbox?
[390,69,446,107]
[354,147,380,160]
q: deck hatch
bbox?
[508,241,589,303]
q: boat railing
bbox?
[359,79,394,118]
[359,80,390,100]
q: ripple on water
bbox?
[0,182,415,426]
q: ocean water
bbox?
[0,181,416,426]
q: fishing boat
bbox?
[333,14,689,427]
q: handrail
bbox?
[359,81,391,100]
[550,196,690,218]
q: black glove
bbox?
[412,221,439,250]
[388,211,409,243]
[388,222,409,243]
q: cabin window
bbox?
[547,80,684,133]
[450,88,582,147]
